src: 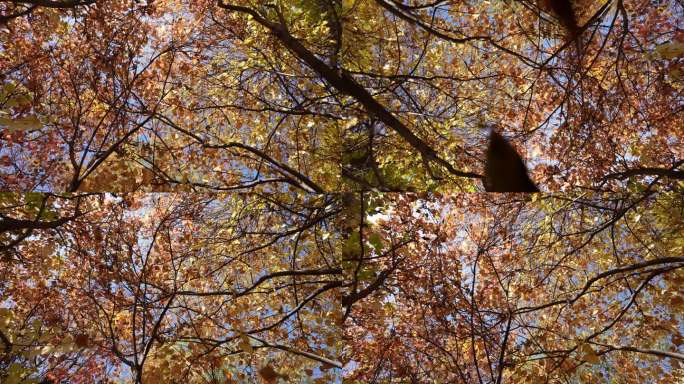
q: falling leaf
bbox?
[579,344,600,364]
[74,333,89,348]
[238,332,253,353]
[0,116,42,132]
[655,41,684,59]
[484,131,539,192]
[258,364,279,383]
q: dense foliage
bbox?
[1,193,344,383]
[342,190,684,383]
[1,0,681,192]
[1,1,683,383]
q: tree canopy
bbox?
[0,0,681,192]
[0,0,683,383]
[2,189,683,383]
[1,192,344,383]
[342,190,684,383]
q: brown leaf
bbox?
[258,364,279,383]
[74,333,89,348]
[579,344,600,364]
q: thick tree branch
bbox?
[8,0,96,9]
[517,257,684,314]
[495,311,513,384]
[175,268,343,297]
[218,2,482,181]
[594,342,684,361]
[0,328,11,353]
[249,334,343,368]
[0,213,79,232]
[602,162,684,181]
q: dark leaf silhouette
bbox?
[546,0,580,39]
[484,131,539,192]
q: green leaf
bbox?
[655,41,684,59]
[0,116,42,132]
[367,232,383,253]
[357,268,375,282]
[343,232,361,259]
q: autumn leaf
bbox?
[0,116,42,132]
[238,332,253,353]
[578,344,600,364]
[655,41,684,59]
[74,333,89,348]
[0,0,680,381]
[258,364,280,383]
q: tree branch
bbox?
[218,2,482,180]
[517,257,684,314]
[602,161,684,181]
[9,0,96,9]
[594,342,684,361]
[175,268,343,297]
[249,334,343,368]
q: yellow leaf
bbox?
[113,310,130,330]
[0,307,12,328]
[5,363,27,384]
[342,117,358,130]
